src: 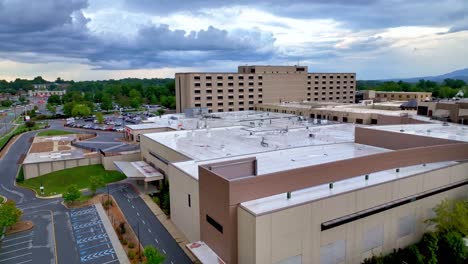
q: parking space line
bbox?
[148,228,152,233]
[136,212,140,216]
[1,240,31,248]
[142,220,145,225]
[101,260,119,264]
[155,238,159,244]
[2,234,32,242]
[0,247,31,256]
[162,249,166,254]
[0,252,32,262]
[15,260,32,264]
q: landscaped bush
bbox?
[128,242,135,249]
[16,166,24,183]
[127,250,135,260]
[362,198,468,264]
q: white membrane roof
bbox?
[367,123,468,142]
[173,142,389,180]
[240,161,458,216]
[144,123,355,161]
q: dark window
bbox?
[228,95,234,99]
[217,96,223,100]
[308,76,311,79]
[217,76,223,80]
[207,96,212,100]
[249,95,254,98]
[228,76,234,80]
[258,82,262,86]
[188,194,191,207]
[238,76,244,80]
[194,76,200,80]
[229,102,234,106]
[296,67,305,71]
[259,94,262,98]
[195,97,200,101]
[207,215,223,233]
[218,102,223,106]
[371,119,378,125]
[206,83,212,87]
[239,89,244,93]
[239,101,244,105]
[259,88,263,92]
[239,95,244,99]
[217,83,223,87]
[195,90,201,94]
[249,101,254,105]
[315,81,319,84]
[249,89,254,92]
[239,82,244,86]
[207,103,212,107]
[248,82,254,86]
[228,83,234,87]
[258,100,262,103]
[250,68,255,73]
[217,89,223,93]
[356,118,363,124]
[239,107,244,111]
[342,117,348,123]
[195,103,201,107]
[206,76,212,80]
[195,83,200,87]
[248,76,254,80]
[149,151,169,165]
[258,76,263,80]
[206,90,212,94]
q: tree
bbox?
[101,93,113,111]
[18,95,27,104]
[426,198,468,237]
[46,103,57,115]
[156,108,165,116]
[95,112,104,124]
[437,231,468,264]
[47,94,61,105]
[63,101,75,116]
[0,200,22,230]
[63,185,81,203]
[71,104,91,117]
[89,175,105,195]
[0,99,13,107]
[129,89,142,109]
[144,245,165,264]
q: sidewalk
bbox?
[96,203,130,264]
[140,194,198,263]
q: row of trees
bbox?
[358,78,468,98]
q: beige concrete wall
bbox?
[101,151,142,171]
[23,156,103,179]
[168,164,200,242]
[140,135,191,174]
[240,162,468,264]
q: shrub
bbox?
[128,242,135,249]
[16,167,24,183]
[121,239,128,245]
[127,250,135,260]
[437,231,468,264]
[25,121,35,128]
[419,232,438,264]
[119,222,126,234]
[152,196,160,206]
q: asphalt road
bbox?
[0,122,191,264]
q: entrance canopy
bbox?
[114,161,163,182]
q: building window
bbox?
[228,95,234,99]
[217,83,223,87]
[258,76,263,80]
[206,90,212,94]
[194,90,201,94]
[342,117,348,123]
[249,95,254,98]
[356,118,363,124]
[249,88,254,92]
[258,100,262,103]
[195,97,200,101]
[228,76,233,80]
[239,107,244,111]
[195,103,201,107]
[206,83,212,87]
[188,194,191,207]
[248,82,254,86]
[239,101,244,105]
[239,82,244,86]
[258,82,262,86]
[194,76,200,80]
[217,76,223,80]
[195,83,200,87]
[308,76,311,79]
[259,88,263,92]
[228,83,234,87]
[206,215,223,233]
[229,102,234,106]
[239,95,244,99]
[248,76,254,80]
[207,96,212,100]
[249,101,254,105]
[238,76,244,80]
[218,102,223,106]
[322,81,326,84]
[218,96,223,100]
[207,103,212,107]
[206,76,212,80]
[249,107,254,110]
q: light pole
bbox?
[40,180,44,195]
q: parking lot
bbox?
[65,111,159,132]
[0,211,56,264]
[70,206,118,264]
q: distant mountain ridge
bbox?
[377,68,468,82]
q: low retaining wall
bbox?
[23,156,101,180]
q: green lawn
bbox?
[37,130,75,136]
[18,165,126,196]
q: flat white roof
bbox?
[367,123,468,142]
[145,124,355,161]
[126,111,297,131]
[240,161,458,216]
[173,142,389,180]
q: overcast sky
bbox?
[0,0,467,81]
